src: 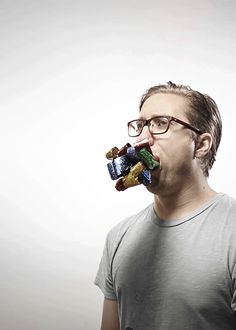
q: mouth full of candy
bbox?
[106,139,160,191]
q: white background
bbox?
[0,0,236,329]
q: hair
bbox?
[139,81,222,177]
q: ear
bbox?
[194,133,212,159]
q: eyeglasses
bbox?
[127,115,203,137]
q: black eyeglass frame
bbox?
[127,115,203,137]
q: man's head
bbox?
[138,81,222,177]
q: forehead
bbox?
[139,93,189,120]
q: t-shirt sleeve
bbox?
[94,211,142,300]
[230,231,236,313]
[232,262,236,312]
[94,232,117,300]
[229,202,236,314]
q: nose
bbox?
[135,125,154,146]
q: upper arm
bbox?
[101,298,120,330]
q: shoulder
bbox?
[216,193,236,215]
[219,194,236,269]
[214,194,236,240]
[105,203,153,252]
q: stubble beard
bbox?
[146,163,192,197]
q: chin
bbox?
[146,168,162,193]
[146,173,172,197]
[146,180,161,195]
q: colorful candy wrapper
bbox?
[106,140,160,191]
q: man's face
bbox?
[136,93,198,196]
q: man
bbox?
[95,82,236,330]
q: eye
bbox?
[129,120,144,135]
[152,117,168,127]
[136,120,144,130]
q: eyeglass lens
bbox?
[129,117,169,136]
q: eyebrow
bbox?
[138,115,170,121]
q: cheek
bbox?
[157,138,195,167]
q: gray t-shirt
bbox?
[95,193,236,330]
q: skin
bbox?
[101,93,216,329]
[136,93,216,220]
[100,298,120,330]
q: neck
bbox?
[153,178,217,220]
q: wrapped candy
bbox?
[106,140,160,191]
